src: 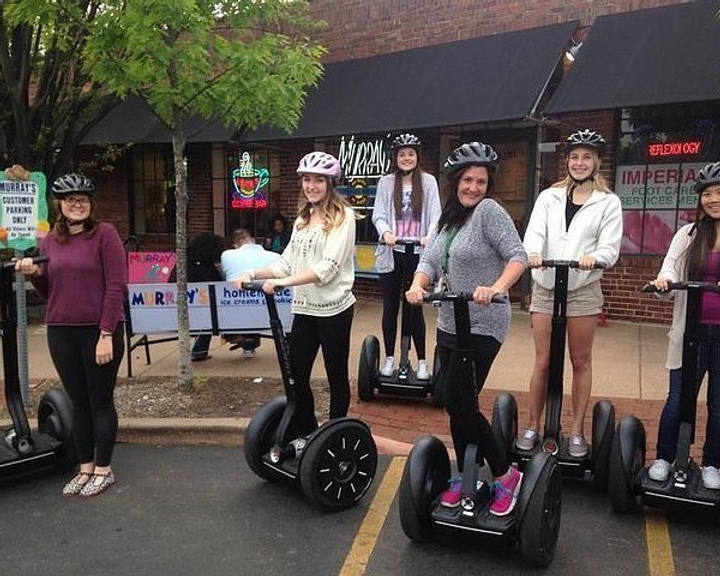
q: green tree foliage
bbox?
[0,1,117,179]
[83,0,325,389]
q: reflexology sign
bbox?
[0,165,49,250]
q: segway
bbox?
[398,291,562,568]
[242,281,377,511]
[609,281,720,514]
[358,238,443,405]
[512,260,615,490]
[1,257,77,477]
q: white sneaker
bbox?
[416,360,430,380]
[702,465,720,489]
[648,459,671,482]
[380,356,395,377]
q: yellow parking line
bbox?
[645,509,675,576]
[339,456,407,576]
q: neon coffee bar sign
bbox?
[230,152,268,210]
[648,141,702,157]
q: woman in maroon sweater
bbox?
[16,173,126,498]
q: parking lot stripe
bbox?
[645,509,675,576]
[339,456,406,576]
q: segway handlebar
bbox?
[3,255,49,269]
[379,237,422,246]
[422,291,508,305]
[533,259,606,270]
[240,280,284,292]
[640,281,720,295]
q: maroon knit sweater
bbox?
[31,222,127,333]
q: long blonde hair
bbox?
[553,152,612,193]
[295,176,358,232]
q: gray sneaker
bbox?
[568,435,588,458]
[648,459,671,482]
[515,428,538,451]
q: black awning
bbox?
[545,1,720,114]
[82,95,236,145]
[244,21,578,142]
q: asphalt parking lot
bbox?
[3,444,720,576]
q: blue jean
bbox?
[656,324,720,467]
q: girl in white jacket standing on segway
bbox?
[517,129,622,458]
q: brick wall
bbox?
[310,0,691,62]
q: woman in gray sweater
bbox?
[406,142,527,517]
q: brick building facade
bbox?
[82,0,717,325]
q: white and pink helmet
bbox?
[297,151,342,185]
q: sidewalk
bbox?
[0,299,700,458]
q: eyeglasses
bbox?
[63,196,91,207]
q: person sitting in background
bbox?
[173,233,226,362]
[221,228,280,358]
[264,213,291,254]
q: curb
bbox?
[1,417,415,456]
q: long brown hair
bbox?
[685,197,719,281]
[392,168,424,218]
[52,197,98,243]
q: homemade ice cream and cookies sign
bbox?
[0,165,49,251]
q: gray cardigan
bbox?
[416,199,527,343]
[371,171,441,273]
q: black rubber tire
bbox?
[431,345,445,408]
[243,396,288,481]
[590,400,615,492]
[491,393,518,463]
[358,336,379,402]
[608,417,646,514]
[518,454,562,568]
[398,435,450,543]
[37,388,77,471]
[299,419,377,511]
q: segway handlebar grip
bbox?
[640,281,720,294]
[538,259,606,270]
[4,255,49,269]
[422,291,508,304]
[379,237,422,246]
[240,280,284,293]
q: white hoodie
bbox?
[523,186,623,291]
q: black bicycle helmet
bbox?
[564,129,605,152]
[390,133,421,151]
[444,142,499,176]
[695,161,720,194]
[52,173,95,198]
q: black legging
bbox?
[47,325,124,467]
[436,329,508,477]
[379,250,426,359]
[289,305,354,434]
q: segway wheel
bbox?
[431,345,445,408]
[37,388,77,471]
[608,416,646,514]
[590,399,615,492]
[518,453,562,568]
[244,396,288,481]
[398,435,450,543]
[358,336,379,402]
[300,419,377,511]
[491,393,518,462]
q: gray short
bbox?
[529,279,604,317]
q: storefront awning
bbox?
[244,21,578,142]
[82,96,236,145]
[545,1,720,114]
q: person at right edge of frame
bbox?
[405,142,527,516]
[372,133,442,381]
[516,129,623,458]
[646,161,720,490]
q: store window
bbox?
[224,148,279,241]
[616,102,720,255]
[130,144,175,234]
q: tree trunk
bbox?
[171,117,193,391]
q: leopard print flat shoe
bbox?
[79,471,115,498]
